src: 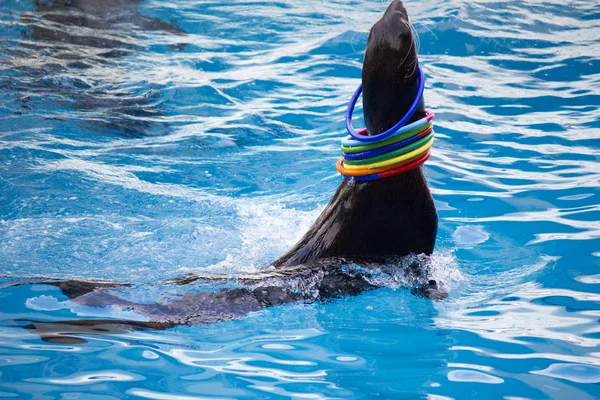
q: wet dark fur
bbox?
[14,1,442,343]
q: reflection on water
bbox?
[1,0,599,398]
[5,0,186,136]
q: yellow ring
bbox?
[341,138,434,171]
[336,152,428,177]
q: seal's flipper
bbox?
[47,281,129,300]
[411,280,449,301]
[19,319,177,344]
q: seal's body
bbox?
[20,1,441,342]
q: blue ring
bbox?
[342,173,380,182]
[345,66,425,143]
[343,129,430,161]
[340,115,430,148]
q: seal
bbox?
[16,0,443,343]
[273,0,437,268]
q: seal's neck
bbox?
[363,72,424,135]
[361,6,422,135]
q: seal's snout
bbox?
[370,0,413,52]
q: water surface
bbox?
[1,0,599,398]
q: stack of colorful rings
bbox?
[337,66,435,182]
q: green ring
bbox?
[341,120,432,154]
[343,131,434,166]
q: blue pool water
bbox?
[1,0,599,398]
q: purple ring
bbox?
[343,127,432,161]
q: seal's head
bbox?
[363,0,423,135]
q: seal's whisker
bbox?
[351,30,360,53]
[411,22,421,55]
[397,20,414,74]
[414,20,438,41]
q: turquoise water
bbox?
[1,0,599,398]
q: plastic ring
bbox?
[341,112,433,149]
[341,137,434,171]
[342,152,431,182]
[343,126,433,161]
[345,67,425,142]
